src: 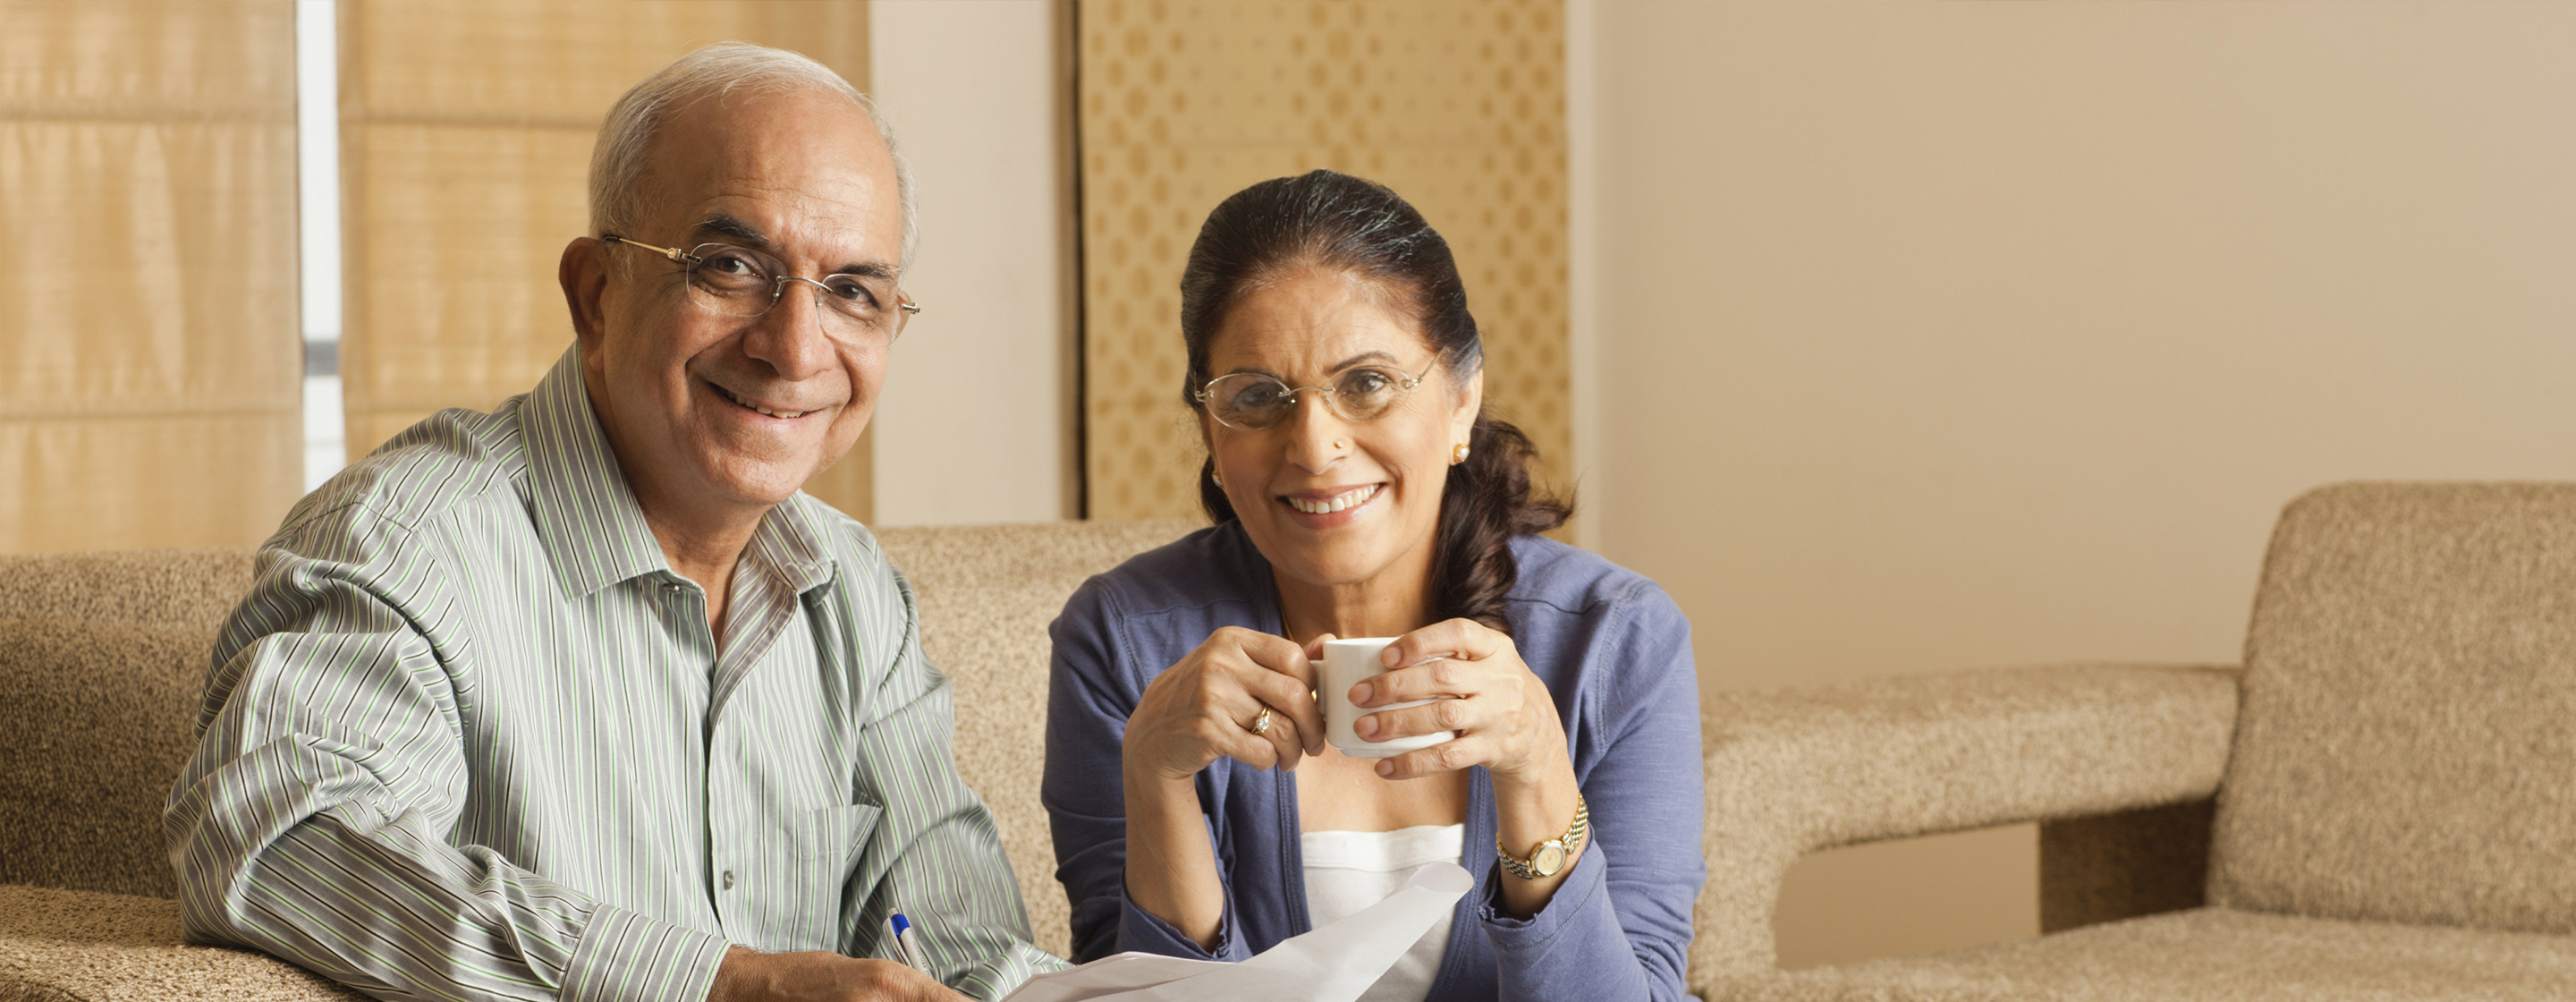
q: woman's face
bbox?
[1201,268,1482,593]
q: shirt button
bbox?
[722,870,736,890]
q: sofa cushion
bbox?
[0,548,254,629]
[877,519,1202,961]
[2213,483,2576,934]
[1716,906,2576,1001]
[0,618,214,899]
[0,885,360,1001]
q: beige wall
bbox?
[1587,0,2576,968]
[869,0,1079,526]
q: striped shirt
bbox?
[165,347,1061,1002]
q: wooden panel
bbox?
[1078,0,1570,522]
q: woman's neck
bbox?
[1272,556,1438,642]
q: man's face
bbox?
[566,87,903,523]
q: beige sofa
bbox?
[5,492,2573,1000]
[1692,483,2576,1000]
[0,521,1185,1000]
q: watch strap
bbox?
[1496,791,1589,880]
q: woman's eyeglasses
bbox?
[1192,362,1434,431]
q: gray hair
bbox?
[589,41,917,267]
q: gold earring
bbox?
[1452,443,1470,465]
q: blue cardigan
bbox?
[1042,522,1705,1002]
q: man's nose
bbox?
[740,279,836,380]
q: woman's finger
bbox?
[1195,707,1282,770]
[1235,652,1327,754]
[1250,701,1309,770]
[1380,618,1507,673]
[1234,629,1319,690]
[1356,690,1484,743]
[1371,732,1493,780]
[1358,653,1491,707]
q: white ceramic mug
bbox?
[1319,637,1456,759]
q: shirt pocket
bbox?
[800,802,883,879]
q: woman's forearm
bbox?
[1488,747,1583,919]
[1121,766,1227,948]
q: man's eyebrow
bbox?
[692,214,769,248]
[692,213,898,279]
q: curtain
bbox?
[1076,0,1572,522]
[0,0,301,554]
[335,0,874,521]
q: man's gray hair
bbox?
[589,41,917,266]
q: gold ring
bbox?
[1250,706,1274,735]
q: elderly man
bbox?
[165,44,1056,1002]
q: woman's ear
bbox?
[1450,368,1485,442]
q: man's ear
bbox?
[559,237,609,351]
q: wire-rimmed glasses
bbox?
[602,234,921,342]
[1192,362,1435,430]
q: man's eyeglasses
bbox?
[1192,362,1434,431]
[602,234,921,342]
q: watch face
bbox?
[1532,840,1568,877]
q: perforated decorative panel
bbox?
[1078,0,1570,522]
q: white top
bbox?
[1301,824,1467,1002]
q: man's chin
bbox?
[693,451,826,509]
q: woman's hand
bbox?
[1346,619,1569,785]
[1123,626,1327,782]
[1122,627,1326,947]
[1349,619,1584,919]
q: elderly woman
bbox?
[1043,170,1703,1001]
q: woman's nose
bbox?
[1281,394,1351,470]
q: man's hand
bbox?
[708,947,970,1002]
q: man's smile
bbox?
[707,378,823,420]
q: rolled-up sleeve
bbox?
[165,523,729,1002]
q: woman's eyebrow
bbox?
[1326,350,1402,371]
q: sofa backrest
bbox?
[2212,482,2576,935]
[0,524,1192,958]
[877,520,1199,958]
[0,548,256,899]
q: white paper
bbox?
[1004,861,1473,1002]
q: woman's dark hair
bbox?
[1179,169,1571,634]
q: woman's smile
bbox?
[1280,482,1384,522]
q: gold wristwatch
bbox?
[1496,792,1589,879]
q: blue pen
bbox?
[888,913,927,972]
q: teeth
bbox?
[716,384,807,419]
[1288,484,1378,514]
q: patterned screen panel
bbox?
[1078,0,1569,522]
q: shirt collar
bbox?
[524,347,670,599]
[522,346,839,601]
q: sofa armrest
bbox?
[1689,662,2240,981]
[0,884,363,1001]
